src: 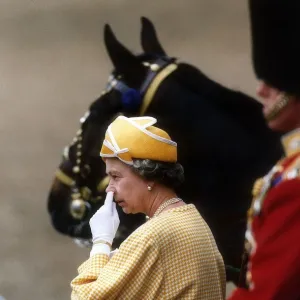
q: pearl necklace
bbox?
[152,197,182,218]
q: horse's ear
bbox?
[140,17,166,55]
[104,24,146,86]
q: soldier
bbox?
[228,0,300,299]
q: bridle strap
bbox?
[110,57,178,116]
[140,63,178,115]
[139,58,172,94]
[55,169,74,186]
[55,168,110,194]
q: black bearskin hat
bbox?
[249,0,300,96]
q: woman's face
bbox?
[256,81,300,132]
[105,158,150,214]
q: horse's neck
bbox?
[149,63,282,167]
[176,63,257,111]
[172,64,279,138]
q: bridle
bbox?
[105,57,178,115]
[54,56,178,227]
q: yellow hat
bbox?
[100,116,177,165]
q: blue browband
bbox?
[105,57,175,112]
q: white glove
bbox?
[89,192,120,256]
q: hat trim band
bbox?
[119,116,177,147]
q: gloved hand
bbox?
[89,191,120,246]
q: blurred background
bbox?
[0,0,257,299]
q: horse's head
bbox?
[68,17,181,218]
[48,17,182,245]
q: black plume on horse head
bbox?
[47,16,283,282]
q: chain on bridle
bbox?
[54,56,178,224]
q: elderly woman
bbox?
[71,116,225,299]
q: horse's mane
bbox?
[174,63,269,133]
[172,62,282,159]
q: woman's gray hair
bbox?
[132,159,184,189]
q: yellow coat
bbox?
[71,204,226,299]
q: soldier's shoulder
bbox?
[279,128,300,178]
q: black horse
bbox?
[47,17,283,281]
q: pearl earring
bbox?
[147,185,152,191]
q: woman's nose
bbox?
[106,181,115,193]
